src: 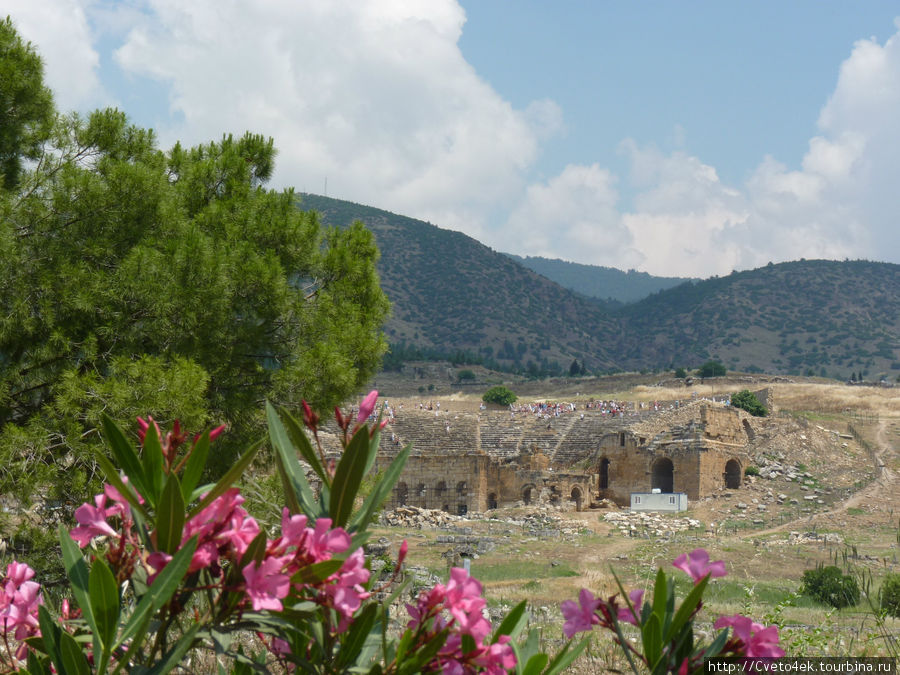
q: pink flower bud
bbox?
[357,390,378,423]
[397,540,408,567]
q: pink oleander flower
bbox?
[70,493,120,547]
[357,390,378,423]
[444,567,490,642]
[471,635,517,675]
[0,562,42,662]
[672,548,726,583]
[243,558,291,612]
[714,614,785,658]
[561,588,601,638]
[617,588,645,626]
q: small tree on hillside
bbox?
[674,367,687,379]
[697,360,726,378]
[482,386,517,406]
[731,390,767,417]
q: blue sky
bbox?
[7,1,900,277]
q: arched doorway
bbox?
[522,484,535,505]
[725,459,742,489]
[570,487,583,511]
[487,492,498,510]
[416,483,427,508]
[651,458,674,493]
[599,458,610,489]
[396,482,408,506]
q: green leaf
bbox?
[58,631,91,675]
[116,536,198,650]
[267,402,318,517]
[26,649,52,675]
[93,449,151,521]
[276,405,326,481]
[140,420,164,506]
[666,575,709,643]
[238,530,268,568]
[88,559,120,661]
[543,636,588,675]
[58,524,96,638]
[349,445,410,532]
[492,600,528,644]
[180,431,210,502]
[512,628,542,675]
[156,473,186,554]
[642,612,662,668]
[36,606,62,674]
[187,439,262,518]
[291,559,343,585]
[335,603,378,668]
[329,425,372,528]
[651,567,667,630]
[143,623,200,675]
[101,414,149,499]
[521,653,549,675]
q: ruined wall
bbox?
[377,454,490,515]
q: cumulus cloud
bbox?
[501,164,642,269]
[106,0,555,239]
[3,0,107,111]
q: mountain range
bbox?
[298,194,900,380]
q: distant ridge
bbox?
[504,253,695,305]
[298,193,900,380]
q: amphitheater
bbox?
[366,391,772,515]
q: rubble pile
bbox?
[379,505,466,528]
[603,511,703,537]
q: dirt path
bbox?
[743,419,898,539]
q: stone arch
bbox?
[570,486,583,511]
[396,481,408,506]
[416,482,427,508]
[724,458,742,489]
[456,481,467,496]
[522,483,536,505]
[651,457,674,493]
[487,492,498,510]
[434,481,447,500]
[599,457,610,490]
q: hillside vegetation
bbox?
[299,194,900,381]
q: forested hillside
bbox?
[300,194,900,381]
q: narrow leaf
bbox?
[156,474,186,554]
[521,653,549,675]
[492,600,528,644]
[101,414,149,498]
[276,405,326,481]
[642,612,662,668]
[88,559,120,654]
[267,402,318,516]
[290,559,343,585]
[58,631,91,675]
[140,421,164,506]
[93,450,150,521]
[116,537,198,650]
[329,425,372,528]
[187,440,262,518]
[144,623,200,675]
[36,606,62,674]
[349,445,410,532]
[180,431,210,502]
[58,524,96,636]
[666,575,709,642]
[543,636,588,675]
[335,603,378,667]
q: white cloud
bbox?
[3,0,107,111]
[107,0,553,239]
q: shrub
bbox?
[744,466,761,477]
[731,390,768,417]
[456,369,476,382]
[801,565,860,608]
[674,367,687,379]
[697,360,727,378]
[482,385,517,406]
[880,573,900,618]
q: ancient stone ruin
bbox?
[369,394,765,515]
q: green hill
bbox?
[504,253,694,304]
[299,194,900,380]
